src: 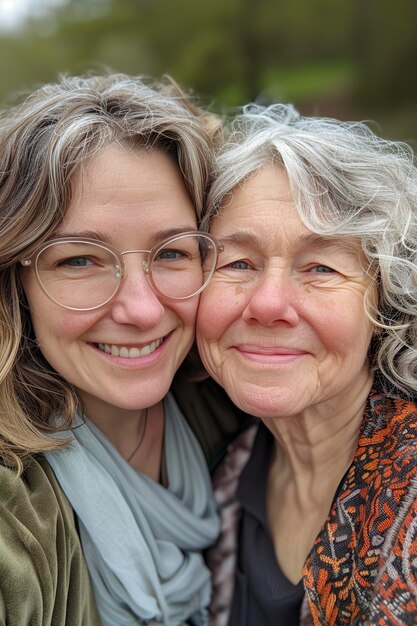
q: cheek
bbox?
[197,306,223,359]
[196,294,214,340]
[170,300,199,362]
[28,300,96,348]
[196,332,222,386]
[173,299,199,333]
[196,291,238,377]
[21,273,81,342]
[314,302,373,361]
[197,286,242,340]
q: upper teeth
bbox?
[97,338,163,358]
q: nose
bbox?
[110,259,165,329]
[241,270,300,327]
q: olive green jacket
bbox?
[0,456,101,626]
[0,374,249,625]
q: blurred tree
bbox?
[0,0,353,106]
[352,0,417,104]
[0,0,416,141]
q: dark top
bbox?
[172,368,254,468]
[229,423,304,626]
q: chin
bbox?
[226,381,296,420]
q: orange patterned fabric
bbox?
[303,392,417,625]
[209,391,417,625]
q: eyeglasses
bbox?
[20,231,223,311]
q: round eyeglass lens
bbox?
[35,240,120,310]
[148,233,217,299]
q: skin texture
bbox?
[21,145,198,462]
[197,163,374,425]
[197,163,376,580]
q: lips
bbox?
[97,338,163,358]
[235,344,306,355]
[233,344,308,365]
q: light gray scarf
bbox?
[45,393,219,626]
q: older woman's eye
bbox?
[217,258,253,271]
[229,260,251,270]
[310,264,335,273]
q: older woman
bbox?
[197,104,417,625]
[0,73,245,626]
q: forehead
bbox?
[212,163,302,239]
[58,144,196,236]
[225,162,293,207]
[69,144,186,207]
[211,162,364,258]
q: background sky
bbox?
[0,0,66,29]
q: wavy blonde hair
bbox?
[0,73,219,471]
[202,103,417,398]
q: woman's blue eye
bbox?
[311,265,334,273]
[156,249,187,260]
[60,257,93,267]
[229,260,251,270]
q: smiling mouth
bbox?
[96,338,164,358]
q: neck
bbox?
[266,372,373,504]
[84,401,166,482]
[264,373,373,583]
[85,404,150,454]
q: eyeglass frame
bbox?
[20,230,223,311]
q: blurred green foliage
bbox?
[0,0,416,142]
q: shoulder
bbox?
[0,455,77,547]
[366,474,417,623]
[356,394,417,621]
[349,393,417,524]
[364,391,417,434]
[304,395,417,624]
[0,456,100,626]
[359,392,417,465]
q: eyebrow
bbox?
[54,225,198,245]
[151,226,199,242]
[218,232,263,248]
[297,233,361,254]
[54,230,113,244]
[219,231,360,253]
